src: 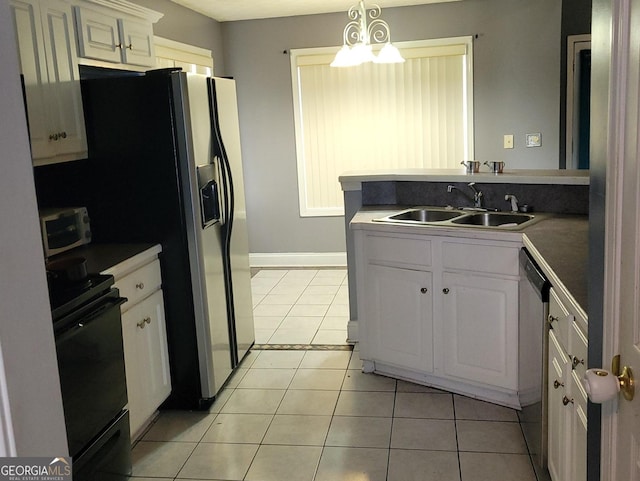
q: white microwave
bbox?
[39,207,92,257]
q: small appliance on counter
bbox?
[39,206,92,257]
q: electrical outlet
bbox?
[504,134,514,149]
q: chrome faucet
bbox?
[505,194,519,212]
[447,182,483,208]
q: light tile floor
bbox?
[130,349,538,481]
[250,269,350,345]
[128,268,539,480]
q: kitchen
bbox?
[1,0,636,480]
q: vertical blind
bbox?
[291,38,474,216]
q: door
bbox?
[41,0,86,158]
[210,77,255,364]
[364,264,433,372]
[596,1,640,479]
[441,272,518,391]
[181,73,232,399]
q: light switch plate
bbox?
[526,133,542,147]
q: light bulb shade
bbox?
[351,43,376,64]
[374,43,405,64]
[331,45,360,67]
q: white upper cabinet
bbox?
[10,0,87,164]
[74,0,163,68]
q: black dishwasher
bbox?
[518,247,551,481]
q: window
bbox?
[291,37,474,216]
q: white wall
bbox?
[0,2,68,456]
[221,0,562,256]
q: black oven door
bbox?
[54,289,127,457]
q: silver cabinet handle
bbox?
[442,288,450,294]
[562,396,574,406]
[572,356,585,369]
[420,287,428,293]
[136,282,145,290]
[136,317,151,329]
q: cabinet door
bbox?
[118,17,155,66]
[9,0,50,159]
[441,272,518,390]
[121,302,145,437]
[41,0,86,159]
[137,290,171,411]
[364,264,433,373]
[547,329,570,481]
[121,290,171,438]
[568,372,587,481]
[74,6,122,63]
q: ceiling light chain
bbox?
[331,0,405,67]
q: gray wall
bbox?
[0,2,68,455]
[221,0,562,255]
[129,0,226,74]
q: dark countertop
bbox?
[523,215,589,315]
[51,243,158,274]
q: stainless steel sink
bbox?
[450,212,534,227]
[381,208,462,223]
[373,207,540,230]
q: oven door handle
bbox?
[55,297,127,342]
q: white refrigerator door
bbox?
[182,73,232,398]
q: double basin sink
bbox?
[373,207,538,230]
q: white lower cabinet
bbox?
[441,271,518,390]
[364,264,433,373]
[104,245,171,440]
[121,289,171,437]
[356,229,521,407]
[547,287,588,481]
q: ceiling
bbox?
[168,0,460,22]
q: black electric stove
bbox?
[48,274,115,321]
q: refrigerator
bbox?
[39,69,255,409]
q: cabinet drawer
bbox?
[115,259,162,311]
[442,241,519,276]
[548,288,571,351]
[366,234,431,267]
[569,320,588,378]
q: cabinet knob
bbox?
[442,288,450,294]
[547,314,558,327]
[420,287,428,294]
[49,133,59,141]
[553,379,564,389]
[572,356,585,369]
[59,131,67,139]
[136,282,145,290]
[136,317,151,329]
[115,43,123,49]
[562,396,574,406]
[125,43,133,50]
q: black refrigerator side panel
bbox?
[34,74,203,409]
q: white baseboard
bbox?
[249,252,347,268]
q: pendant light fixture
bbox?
[331,0,405,67]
